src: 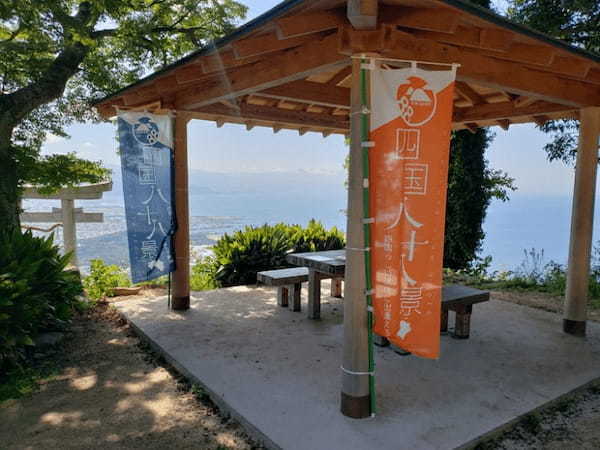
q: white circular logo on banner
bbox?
[396,76,437,127]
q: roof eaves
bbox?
[441,0,600,64]
[93,0,309,106]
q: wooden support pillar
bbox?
[61,198,77,266]
[172,113,191,310]
[564,107,600,336]
[341,58,371,419]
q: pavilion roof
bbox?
[95,0,600,136]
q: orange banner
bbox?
[369,63,456,359]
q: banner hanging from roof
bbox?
[117,111,176,284]
[369,62,456,359]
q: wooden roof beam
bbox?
[259,80,350,109]
[455,81,485,107]
[513,96,537,108]
[177,33,347,110]
[410,26,514,52]
[381,6,460,34]
[497,119,510,130]
[275,11,343,39]
[328,65,353,86]
[194,102,349,131]
[465,123,479,134]
[232,32,316,59]
[454,100,576,123]
[375,30,600,107]
[533,115,551,127]
[347,0,378,30]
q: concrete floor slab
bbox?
[114,285,600,450]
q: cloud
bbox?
[83,142,95,148]
[45,133,65,144]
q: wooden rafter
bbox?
[513,96,537,108]
[454,100,575,123]
[379,30,600,107]
[232,32,316,59]
[328,66,352,86]
[497,119,510,130]
[193,102,349,131]
[258,80,350,109]
[382,6,460,34]
[178,33,347,110]
[275,11,343,39]
[454,81,485,106]
[533,115,551,127]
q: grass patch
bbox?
[0,359,61,402]
[444,247,600,309]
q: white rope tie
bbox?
[365,289,375,296]
[362,218,375,224]
[347,247,370,252]
[341,366,375,376]
[361,141,375,148]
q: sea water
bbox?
[21,169,590,275]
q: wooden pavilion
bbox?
[95,0,600,418]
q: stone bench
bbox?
[374,284,490,348]
[257,267,343,312]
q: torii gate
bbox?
[94,0,600,418]
[20,182,113,266]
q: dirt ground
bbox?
[0,301,255,450]
[490,289,600,323]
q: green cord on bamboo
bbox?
[360,58,376,416]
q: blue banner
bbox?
[117,112,176,283]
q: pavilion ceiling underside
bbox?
[96,3,600,136]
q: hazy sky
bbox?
[42,0,579,198]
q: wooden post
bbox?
[172,113,191,310]
[347,0,378,30]
[341,58,371,419]
[61,198,77,266]
[564,107,600,336]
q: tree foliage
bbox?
[444,129,515,270]
[441,0,517,270]
[0,0,247,229]
[507,0,600,164]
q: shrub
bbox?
[290,219,345,253]
[195,221,346,288]
[0,229,83,370]
[190,256,219,291]
[83,259,130,300]
[213,223,293,287]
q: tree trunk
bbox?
[0,126,19,231]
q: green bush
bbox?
[289,219,345,253]
[190,256,219,291]
[83,259,130,300]
[193,221,345,288]
[0,229,83,370]
[213,223,294,287]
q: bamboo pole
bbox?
[564,107,600,336]
[172,113,191,310]
[341,58,372,418]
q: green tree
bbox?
[442,0,515,269]
[0,0,247,230]
[507,0,600,164]
[444,129,515,269]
